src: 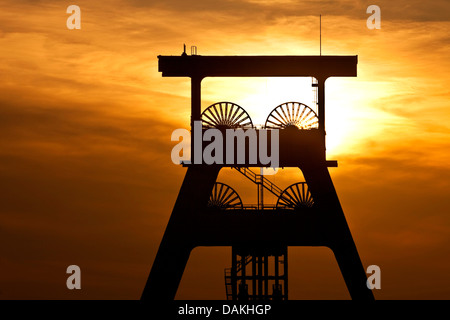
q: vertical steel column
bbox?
[275,255,279,288]
[264,255,269,299]
[283,250,288,300]
[259,169,264,209]
[231,249,237,300]
[257,183,260,210]
[317,77,326,158]
[191,77,202,164]
[317,78,325,133]
[252,257,257,299]
[241,254,246,297]
[258,256,263,298]
[260,180,264,209]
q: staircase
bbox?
[233,167,282,197]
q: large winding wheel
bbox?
[208,182,243,210]
[265,102,319,130]
[276,182,314,210]
[201,102,253,129]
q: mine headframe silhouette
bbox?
[142,52,375,301]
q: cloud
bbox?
[0,0,449,299]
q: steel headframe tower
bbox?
[141,53,374,301]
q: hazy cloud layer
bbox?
[0,0,449,299]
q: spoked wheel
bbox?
[276,182,314,210]
[265,102,318,130]
[208,182,243,210]
[202,102,253,129]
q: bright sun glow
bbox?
[201,76,407,157]
[202,77,315,124]
[202,77,357,155]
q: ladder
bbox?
[233,167,282,197]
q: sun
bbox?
[202,77,315,125]
[201,76,363,156]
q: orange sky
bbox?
[0,0,449,299]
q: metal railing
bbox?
[233,167,283,197]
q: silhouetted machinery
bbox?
[141,53,375,301]
[204,101,317,300]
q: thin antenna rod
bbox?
[320,15,322,56]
